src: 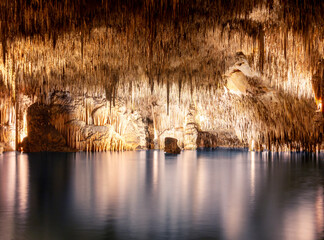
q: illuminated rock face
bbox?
[183,110,199,150]
[1,52,323,152]
[21,90,222,152]
[22,103,71,152]
[0,99,15,151]
[0,1,323,152]
[22,91,149,152]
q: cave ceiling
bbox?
[0,0,323,101]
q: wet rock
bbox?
[214,131,246,148]
[22,103,72,152]
[183,104,219,149]
[164,137,181,154]
[159,128,184,149]
[197,132,218,148]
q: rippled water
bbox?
[0,150,323,240]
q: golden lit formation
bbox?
[0,0,323,152]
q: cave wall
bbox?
[0,0,323,152]
[0,50,323,152]
[16,54,324,152]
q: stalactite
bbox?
[150,75,154,94]
[0,0,322,152]
[81,31,84,62]
[258,26,264,73]
[283,27,288,60]
[1,38,6,66]
[167,79,170,116]
[178,76,182,104]
[189,74,193,98]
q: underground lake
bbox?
[0,1,324,239]
[0,150,323,240]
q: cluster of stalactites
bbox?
[0,28,321,113]
[0,98,15,149]
[0,0,323,93]
[52,116,130,152]
[49,96,133,152]
[0,0,322,152]
[65,123,128,152]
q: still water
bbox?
[0,150,323,240]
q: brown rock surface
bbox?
[22,103,72,152]
[164,137,181,154]
[197,132,218,148]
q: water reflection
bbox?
[0,152,29,240]
[0,150,323,240]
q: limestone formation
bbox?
[4,50,323,152]
[21,92,149,152]
[197,132,218,149]
[0,0,322,152]
[22,103,72,152]
[164,137,181,154]
[184,106,199,150]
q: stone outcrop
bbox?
[22,91,148,152]
[22,103,72,152]
[213,131,246,149]
[159,128,184,149]
[164,137,181,154]
[197,132,218,148]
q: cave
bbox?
[0,1,323,239]
[0,0,322,153]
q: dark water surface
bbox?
[0,150,323,240]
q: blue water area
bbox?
[0,150,323,240]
